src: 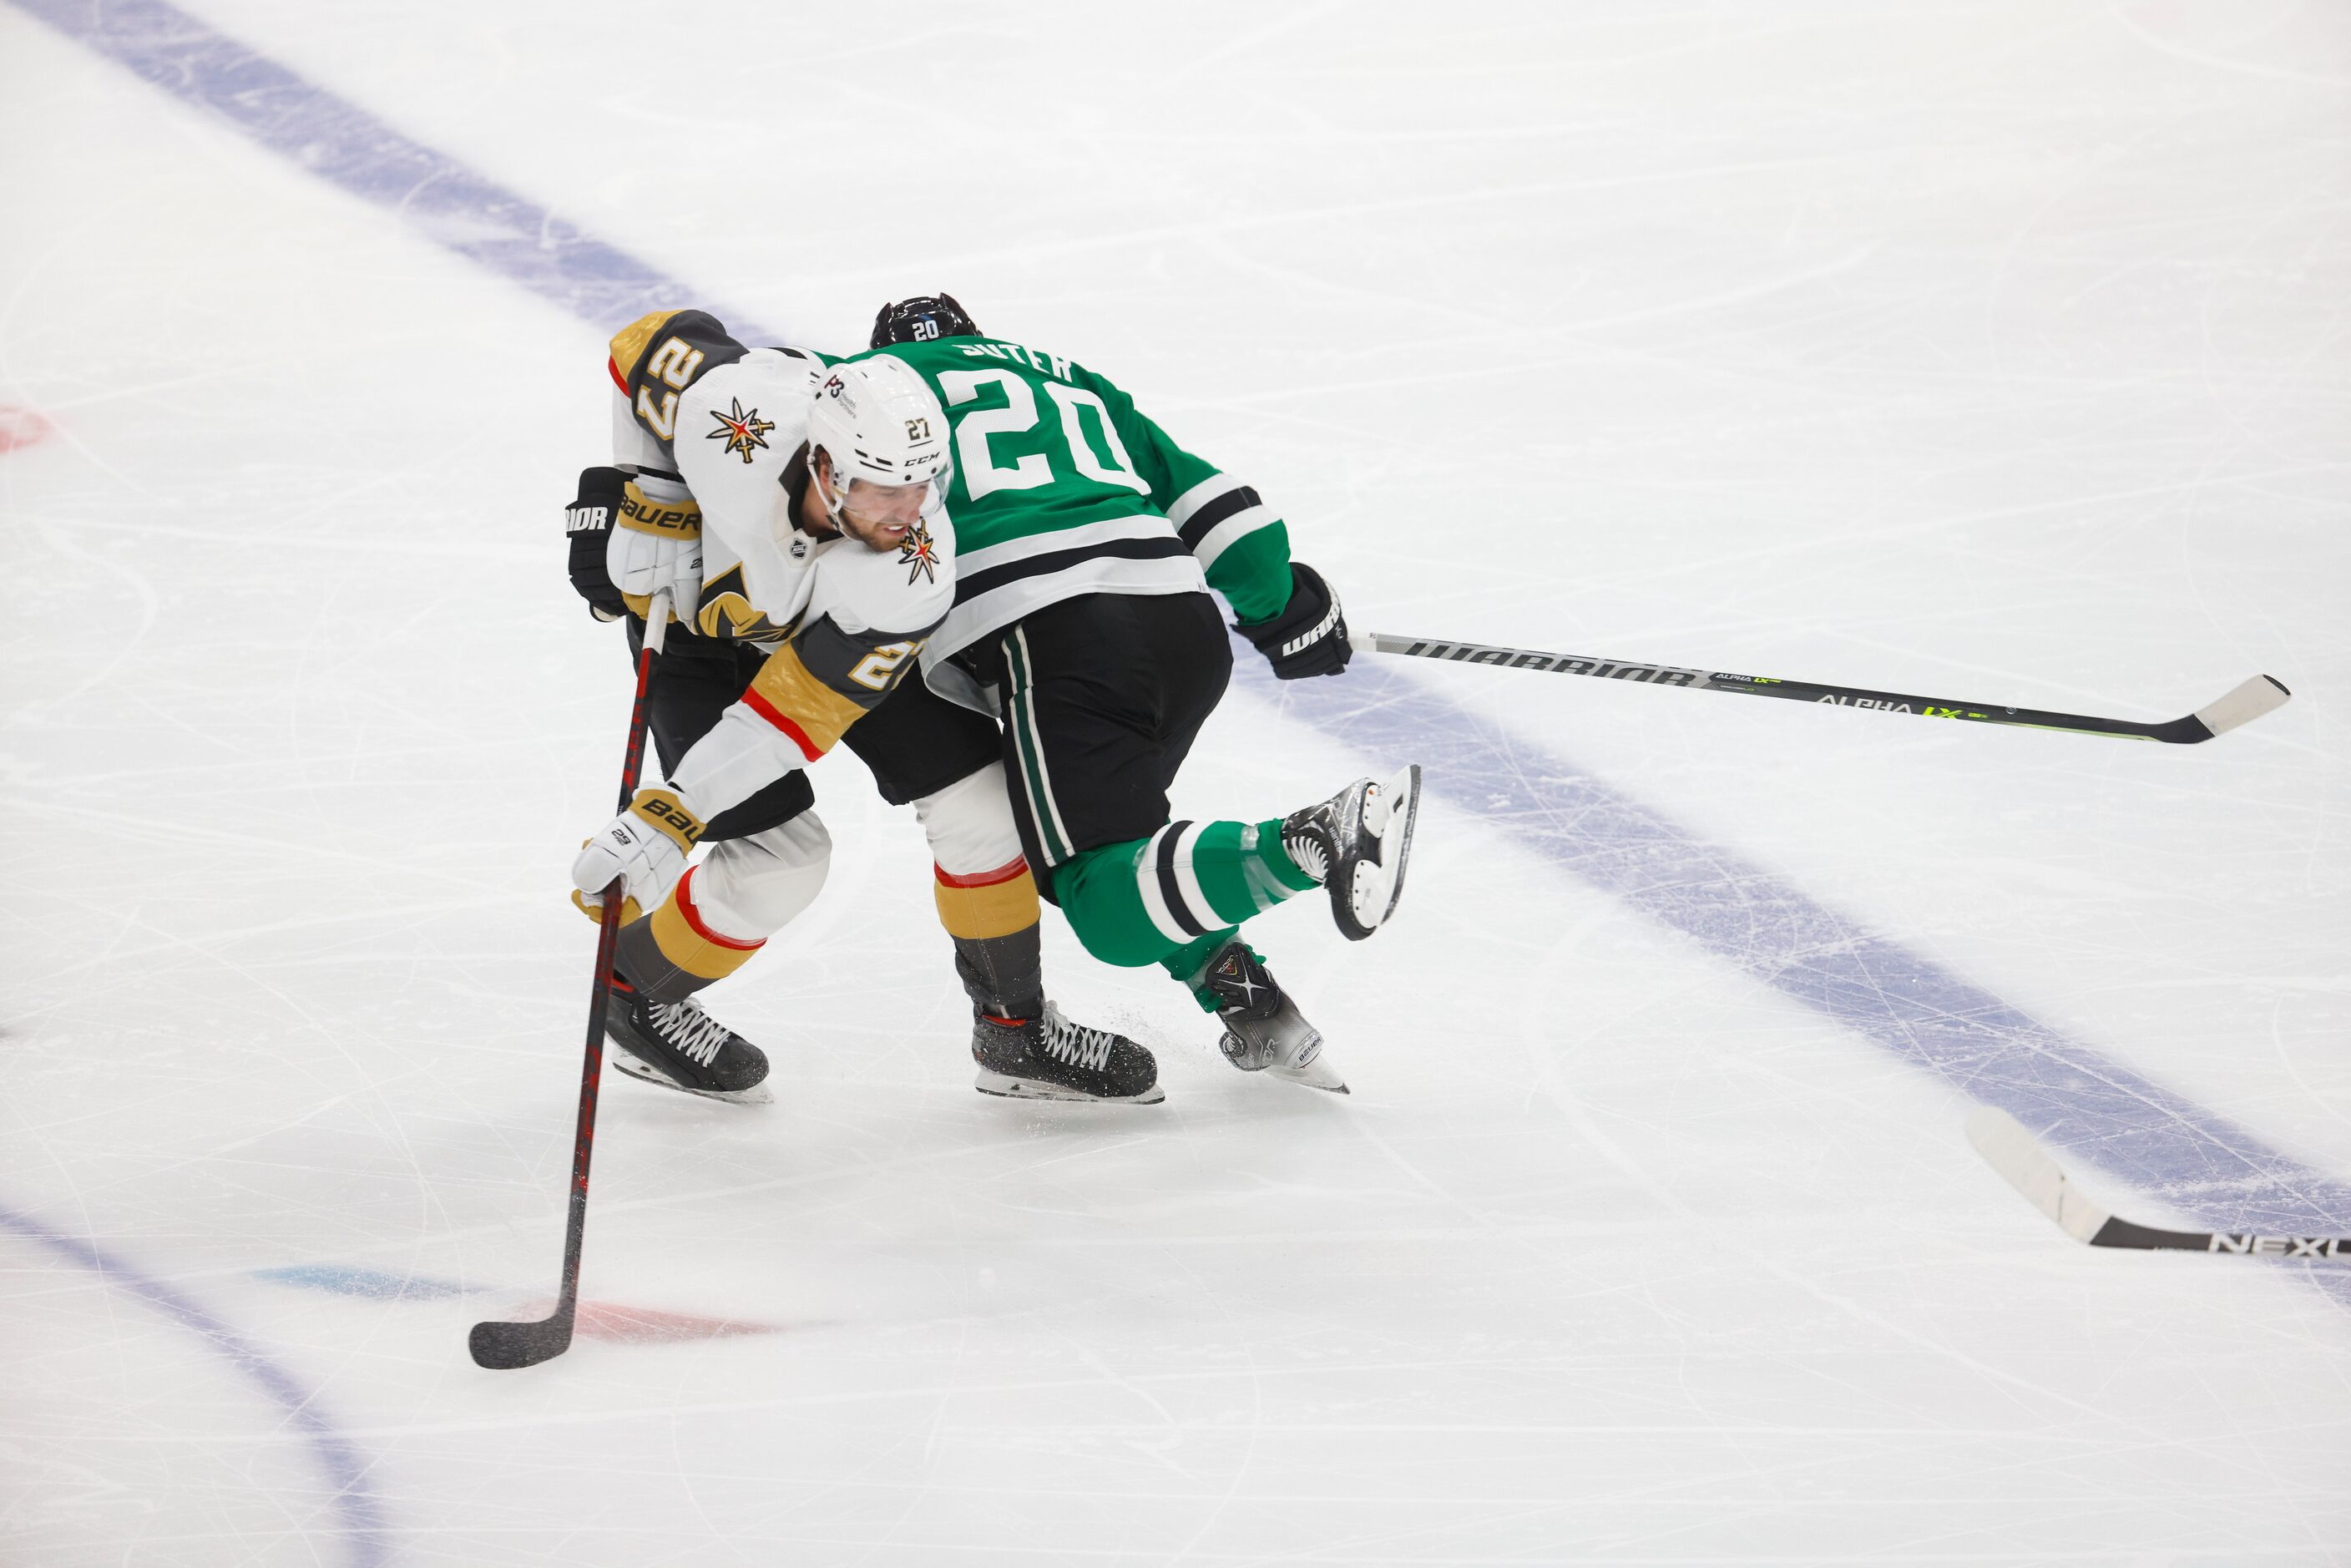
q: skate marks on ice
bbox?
[7,0,774,341]
[1240,647,2351,1295]
[22,0,2343,1285]
[250,1263,782,1342]
[0,1205,392,1568]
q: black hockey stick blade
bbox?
[1965,1107,2351,1259]
[1357,631,2291,745]
[469,1312,574,1370]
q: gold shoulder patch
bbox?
[608,310,682,382]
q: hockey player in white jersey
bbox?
[563,309,1159,1105]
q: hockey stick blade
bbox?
[1964,1106,2110,1241]
[1964,1107,2351,1259]
[1356,631,2291,745]
[2185,674,2292,741]
[468,1313,574,1370]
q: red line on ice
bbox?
[0,407,52,454]
[521,1297,780,1343]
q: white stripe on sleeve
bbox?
[1164,473,1246,531]
[1191,503,1276,570]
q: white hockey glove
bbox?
[605,479,702,624]
[570,787,706,923]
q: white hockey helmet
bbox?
[806,354,953,520]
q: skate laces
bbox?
[649,999,732,1066]
[1041,1004,1115,1073]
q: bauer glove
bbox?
[564,467,629,622]
[570,787,705,923]
[1237,562,1351,680]
[606,478,702,624]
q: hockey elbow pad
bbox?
[1237,562,1350,680]
[565,467,629,622]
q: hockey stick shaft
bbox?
[1352,630,2288,745]
[470,590,670,1369]
[2090,1216,2351,1257]
[559,602,671,1290]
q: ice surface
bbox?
[2,1,2348,1562]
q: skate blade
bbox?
[1266,1053,1351,1094]
[973,1069,1166,1105]
[609,1051,776,1105]
[1345,763,1423,939]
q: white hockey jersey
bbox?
[604,309,955,817]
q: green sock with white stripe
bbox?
[1049,819,1320,970]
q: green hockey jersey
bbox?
[854,335,1295,699]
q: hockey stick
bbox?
[470,589,672,1371]
[1965,1107,2350,1259]
[1350,631,2289,745]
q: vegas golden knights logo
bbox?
[706,398,775,463]
[897,520,940,584]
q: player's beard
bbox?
[834,509,911,553]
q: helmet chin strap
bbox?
[806,448,850,528]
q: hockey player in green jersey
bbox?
[862,296,1422,1092]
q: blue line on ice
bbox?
[1240,659,2351,1272]
[0,1205,393,1568]
[13,0,2347,1303]
[8,0,763,338]
[254,1263,475,1301]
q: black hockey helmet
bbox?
[869,293,979,348]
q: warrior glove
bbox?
[571,787,706,923]
[1237,562,1351,680]
[564,467,629,622]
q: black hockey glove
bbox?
[565,466,629,622]
[1237,562,1351,680]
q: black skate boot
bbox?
[953,927,1162,1104]
[603,971,773,1104]
[1197,938,1347,1094]
[972,1002,1165,1104]
[1281,765,1422,942]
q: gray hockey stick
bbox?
[1349,630,2288,745]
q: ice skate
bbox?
[973,1000,1164,1104]
[603,972,774,1104]
[1282,764,1422,942]
[1198,939,1347,1094]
